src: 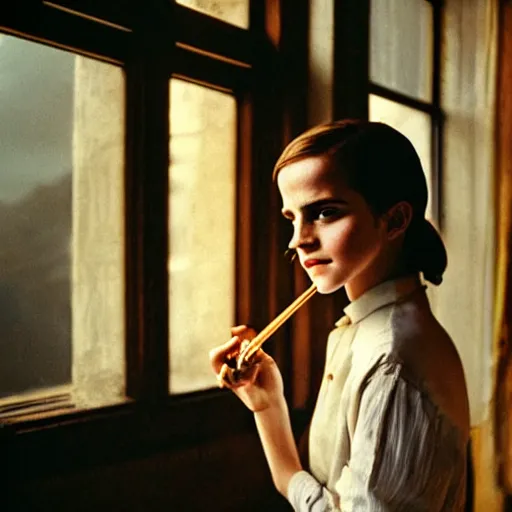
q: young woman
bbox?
[209,120,470,511]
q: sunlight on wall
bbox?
[168,79,236,394]
[72,56,125,408]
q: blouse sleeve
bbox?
[336,360,467,511]
[287,470,337,511]
[288,360,467,512]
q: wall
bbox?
[6,429,290,512]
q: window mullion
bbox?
[369,82,438,115]
[431,0,443,227]
[125,34,170,403]
[333,0,370,120]
[175,4,253,66]
[0,2,127,64]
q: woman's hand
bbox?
[210,326,303,497]
[209,325,285,412]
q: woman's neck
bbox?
[345,251,417,302]
[345,271,420,302]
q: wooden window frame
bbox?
[0,0,310,483]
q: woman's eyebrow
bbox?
[281,198,348,218]
[281,197,348,217]
[304,198,348,209]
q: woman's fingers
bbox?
[209,336,241,374]
[231,324,257,339]
[218,361,261,390]
[209,326,261,387]
[216,363,230,388]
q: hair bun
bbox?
[406,219,447,286]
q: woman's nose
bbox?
[288,221,316,249]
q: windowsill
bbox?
[2,389,312,483]
[2,389,258,481]
[0,385,74,422]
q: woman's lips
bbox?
[303,259,331,268]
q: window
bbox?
[368,0,441,222]
[0,34,125,417]
[0,0,277,423]
[370,0,433,102]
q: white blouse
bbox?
[287,277,470,511]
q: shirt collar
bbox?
[339,276,425,325]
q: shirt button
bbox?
[326,373,334,381]
[339,316,351,326]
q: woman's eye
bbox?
[317,208,340,220]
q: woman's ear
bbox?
[385,201,413,240]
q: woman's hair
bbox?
[273,119,447,285]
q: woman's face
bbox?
[277,155,391,299]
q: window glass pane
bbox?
[169,79,236,394]
[370,0,433,101]
[0,35,125,414]
[176,0,249,29]
[369,94,433,219]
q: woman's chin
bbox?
[311,278,345,295]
